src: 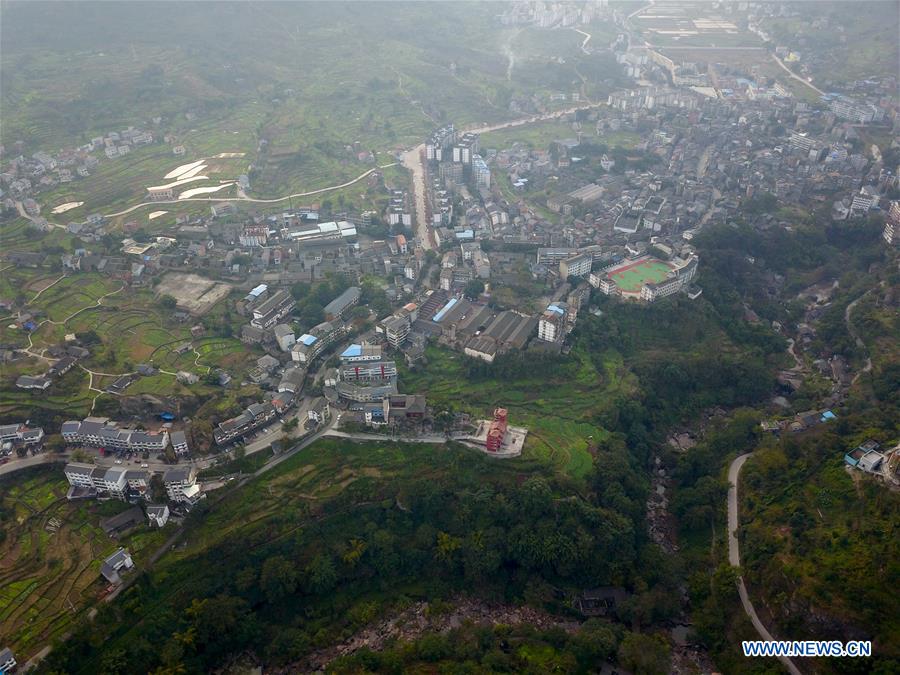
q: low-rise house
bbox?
[0,647,16,674]
[383,394,426,422]
[101,506,145,538]
[100,548,134,585]
[278,367,305,394]
[574,587,629,617]
[307,398,330,425]
[323,286,361,320]
[15,375,51,391]
[170,430,189,455]
[147,504,170,528]
[844,440,885,474]
[176,371,199,385]
[273,324,295,352]
[0,423,44,448]
[241,324,266,345]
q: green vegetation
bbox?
[762,2,900,87]
[1,2,631,221]
[330,620,671,675]
[39,437,671,673]
[400,346,625,480]
[0,467,168,658]
[741,428,899,671]
[670,220,899,673]
[0,272,259,434]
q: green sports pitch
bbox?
[607,259,673,293]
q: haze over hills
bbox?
[0,2,897,674]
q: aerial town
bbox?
[1,1,898,673]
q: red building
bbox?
[486,408,508,452]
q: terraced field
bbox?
[0,468,172,660]
[0,271,257,425]
[0,370,94,422]
[0,469,112,658]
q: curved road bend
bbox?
[103,163,398,218]
[728,453,802,675]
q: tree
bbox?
[305,553,337,594]
[464,279,485,300]
[290,282,310,300]
[617,633,671,675]
[159,295,177,310]
[150,475,166,503]
[260,555,297,602]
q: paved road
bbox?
[323,429,448,444]
[103,163,397,218]
[770,54,824,97]
[573,27,592,54]
[0,453,59,477]
[402,102,609,250]
[728,453,802,675]
[401,144,432,250]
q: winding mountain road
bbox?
[102,163,398,218]
[728,453,802,675]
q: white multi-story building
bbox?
[829,97,882,124]
[883,201,900,246]
[559,252,592,279]
[61,418,169,453]
[788,131,819,154]
[250,290,295,330]
[639,256,699,302]
[338,360,398,383]
[472,154,491,189]
[170,430,189,455]
[537,304,567,343]
[0,423,44,447]
[147,505,170,528]
[163,466,203,505]
[64,463,141,500]
[379,315,411,348]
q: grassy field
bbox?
[0,467,169,660]
[399,345,638,480]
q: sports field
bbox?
[607,259,673,293]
